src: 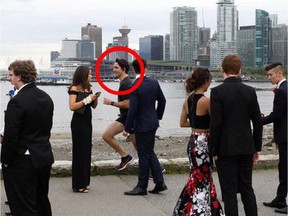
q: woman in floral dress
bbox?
[173,67,225,216]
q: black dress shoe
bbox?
[263,199,286,208]
[5,212,12,216]
[275,206,288,214]
[149,182,168,194]
[124,187,147,196]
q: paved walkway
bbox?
[1,169,281,216]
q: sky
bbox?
[0,0,287,68]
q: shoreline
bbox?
[50,125,277,162]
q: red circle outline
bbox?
[94,46,144,95]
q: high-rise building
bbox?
[255,9,271,67]
[210,0,238,68]
[269,14,278,27]
[271,24,288,67]
[170,6,198,63]
[164,34,170,61]
[50,51,60,62]
[237,26,255,68]
[139,35,163,61]
[60,38,80,59]
[76,35,95,59]
[107,25,131,61]
[198,27,211,48]
[81,23,102,59]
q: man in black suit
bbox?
[262,62,287,214]
[1,60,54,215]
[210,55,263,216]
[124,58,167,195]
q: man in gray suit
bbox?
[210,55,263,216]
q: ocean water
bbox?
[0,81,274,137]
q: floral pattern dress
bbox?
[173,132,225,216]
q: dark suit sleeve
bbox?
[262,89,286,125]
[251,91,263,152]
[210,88,222,156]
[125,90,139,133]
[156,83,166,120]
[1,99,23,165]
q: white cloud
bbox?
[0,0,287,68]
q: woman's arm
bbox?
[180,99,190,127]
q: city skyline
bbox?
[1,0,287,68]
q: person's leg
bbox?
[238,154,258,216]
[5,157,38,216]
[136,130,159,189]
[102,121,128,157]
[276,143,287,201]
[36,165,52,216]
[216,156,239,216]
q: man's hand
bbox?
[253,152,260,164]
[122,130,129,137]
[103,97,112,105]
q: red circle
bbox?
[94,46,145,95]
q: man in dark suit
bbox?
[124,58,167,195]
[262,62,287,214]
[210,55,263,216]
[1,60,54,215]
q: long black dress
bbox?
[68,90,93,190]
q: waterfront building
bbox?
[60,38,80,59]
[237,26,256,68]
[170,6,198,63]
[81,23,102,59]
[255,9,271,67]
[164,34,170,61]
[271,24,288,67]
[210,0,238,68]
[139,35,163,61]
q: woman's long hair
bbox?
[69,66,92,91]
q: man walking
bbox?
[124,58,167,195]
[210,55,263,216]
[1,60,54,215]
[102,58,134,171]
[262,62,287,214]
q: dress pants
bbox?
[216,154,257,216]
[3,156,52,216]
[277,142,287,201]
[136,129,164,189]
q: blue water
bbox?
[0,81,274,137]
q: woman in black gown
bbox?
[173,67,225,216]
[68,66,100,193]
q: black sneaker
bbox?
[149,167,166,179]
[116,155,134,171]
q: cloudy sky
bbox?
[0,0,287,68]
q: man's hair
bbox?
[222,55,242,75]
[115,58,129,74]
[132,58,147,74]
[8,60,37,83]
[265,62,284,72]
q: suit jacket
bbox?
[210,77,263,156]
[125,76,166,133]
[262,80,287,144]
[1,83,54,168]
